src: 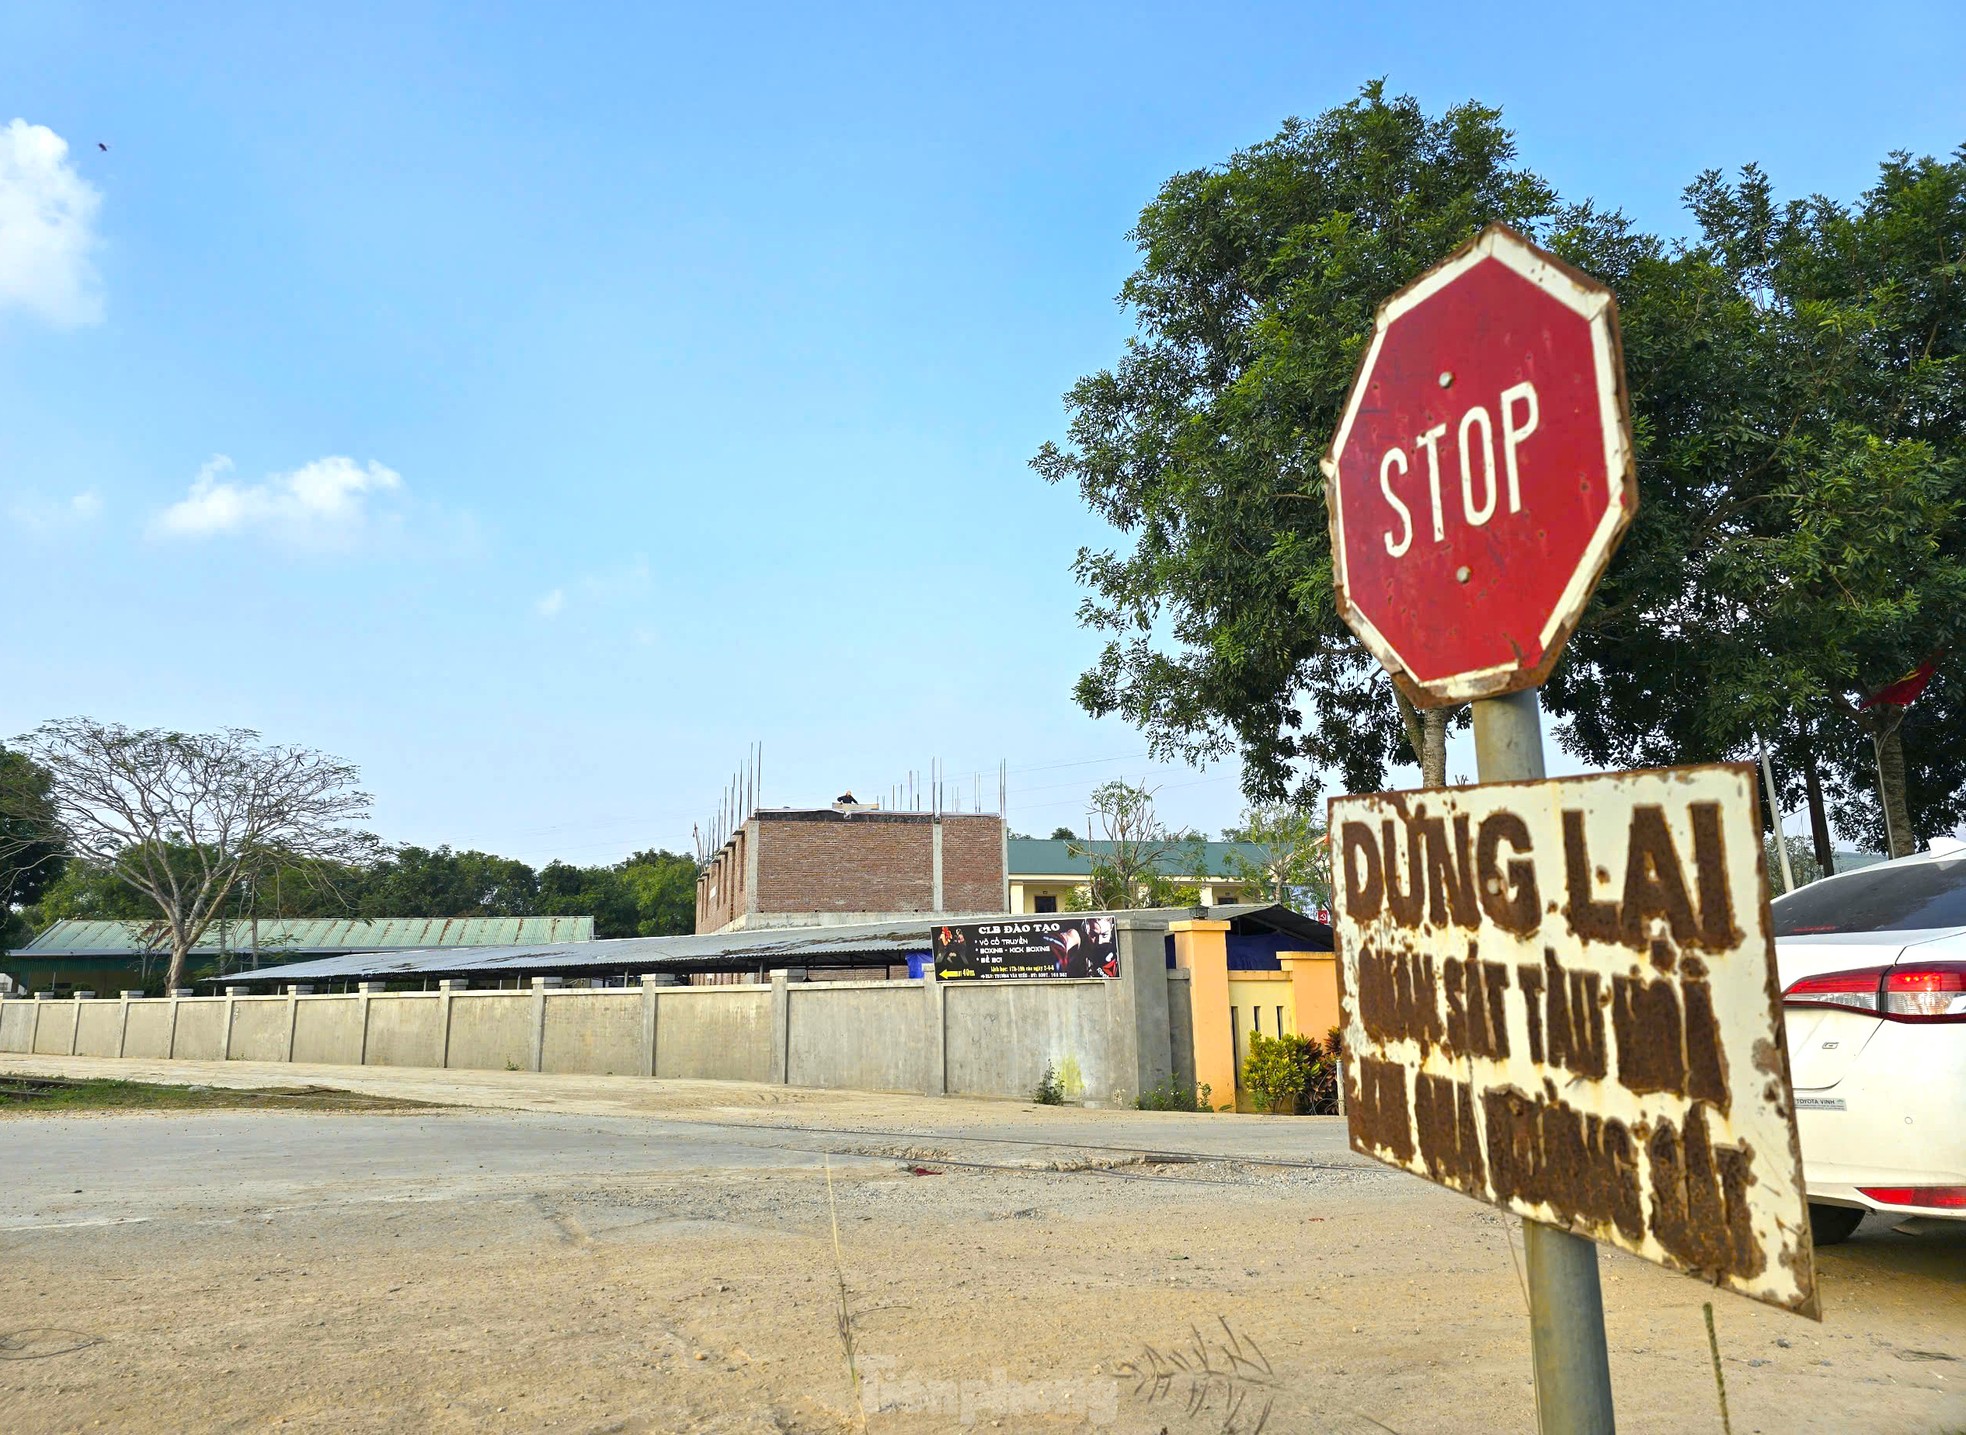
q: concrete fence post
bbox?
[1112,919,1171,1108]
[921,965,946,1097]
[28,992,47,1055]
[167,988,191,1059]
[438,980,464,1069]
[768,969,790,1085]
[285,985,311,1063]
[222,986,245,1061]
[530,977,560,1073]
[118,991,140,1058]
[67,991,92,1056]
[1168,920,1233,1111]
[639,975,661,1079]
[356,982,386,1065]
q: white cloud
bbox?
[0,119,104,326]
[10,488,103,533]
[150,454,405,547]
[531,556,651,619]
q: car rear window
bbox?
[1771,858,1966,935]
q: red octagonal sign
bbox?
[1321,224,1636,708]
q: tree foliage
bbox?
[0,745,68,947]
[25,843,701,947]
[1040,81,1966,857]
[1065,780,1199,910]
[1219,805,1330,910]
[1033,82,1552,801]
[1544,150,1966,856]
[13,720,374,990]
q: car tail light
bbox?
[1783,962,1966,1022]
[1884,963,1966,1020]
[1856,1186,1966,1209]
[1783,967,1887,1014]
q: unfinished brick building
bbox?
[695,805,1007,934]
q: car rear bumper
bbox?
[1788,1017,1965,1223]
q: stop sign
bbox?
[1321,224,1636,708]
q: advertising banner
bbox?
[930,917,1120,981]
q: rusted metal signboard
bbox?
[1321,224,1637,709]
[1330,763,1818,1316]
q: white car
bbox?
[1772,842,1966,1243]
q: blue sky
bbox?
[3,2,1961,864]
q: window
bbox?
[1772,858,1966,935]
[1034,894,1058,914]
[1230,1007,1241,1084]
[1277,1005,1286,1037]
[1252,1006,1262,1034]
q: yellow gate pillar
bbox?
[1278,951,1341,1043]
[1168,919,1233,1110]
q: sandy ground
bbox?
[1,1056,1960,1434]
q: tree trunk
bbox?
[1871,710,1916,858]
[1801,744,1836,876]
[166,938,188,995]
[1391,687,1425,777]
[1389,688,1451,788]
[1421,708,1449,788]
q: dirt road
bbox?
[2,1055,1960,1432]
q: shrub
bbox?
[1136,1077,1214,1112]
[1032,1064,1066,1105]
[1303,1026,1345,1115]
[1242,1032,1320,1114]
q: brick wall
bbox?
[696,811,1005,932]
[694,829,748,934]
[938,815,1009,913]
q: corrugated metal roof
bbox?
[206,904,1329,985]
[14,916,595,958]
[1008,837,1273,880]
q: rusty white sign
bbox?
[1328,763,1817,1316]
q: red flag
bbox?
[1861,658,1940,710]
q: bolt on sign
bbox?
[1329,765,1818,1316]
[1321,224,1637,708]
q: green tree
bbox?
[1067,781,1194,909]
[0,746,69,949]
[1543,152,1966,858]
[357,846,539,918]
[1220,806,1330,910]
[13,719,374,991]
[616,849,699,936]
[1048,826,1078,841]
[1033,83,1556,800]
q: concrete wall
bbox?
[942,979,1120,1103]
[172,1000,228,1060]
[541,990,643,1077]
[1167,971,1195,1094]
[446,994,533,1073]
[655,988,771,1081]
[31,1001,76,1054]
[364,995,446,1069]
[0,1000,33,1052]
[292,997,364,1066]
[786,981,927,1093]
[230,999,291,1062]
[122,1001,175,1059]
[0,939,1205,1112]
[75,1002,124,1058]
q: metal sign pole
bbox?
[1471,688,1615,1435]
